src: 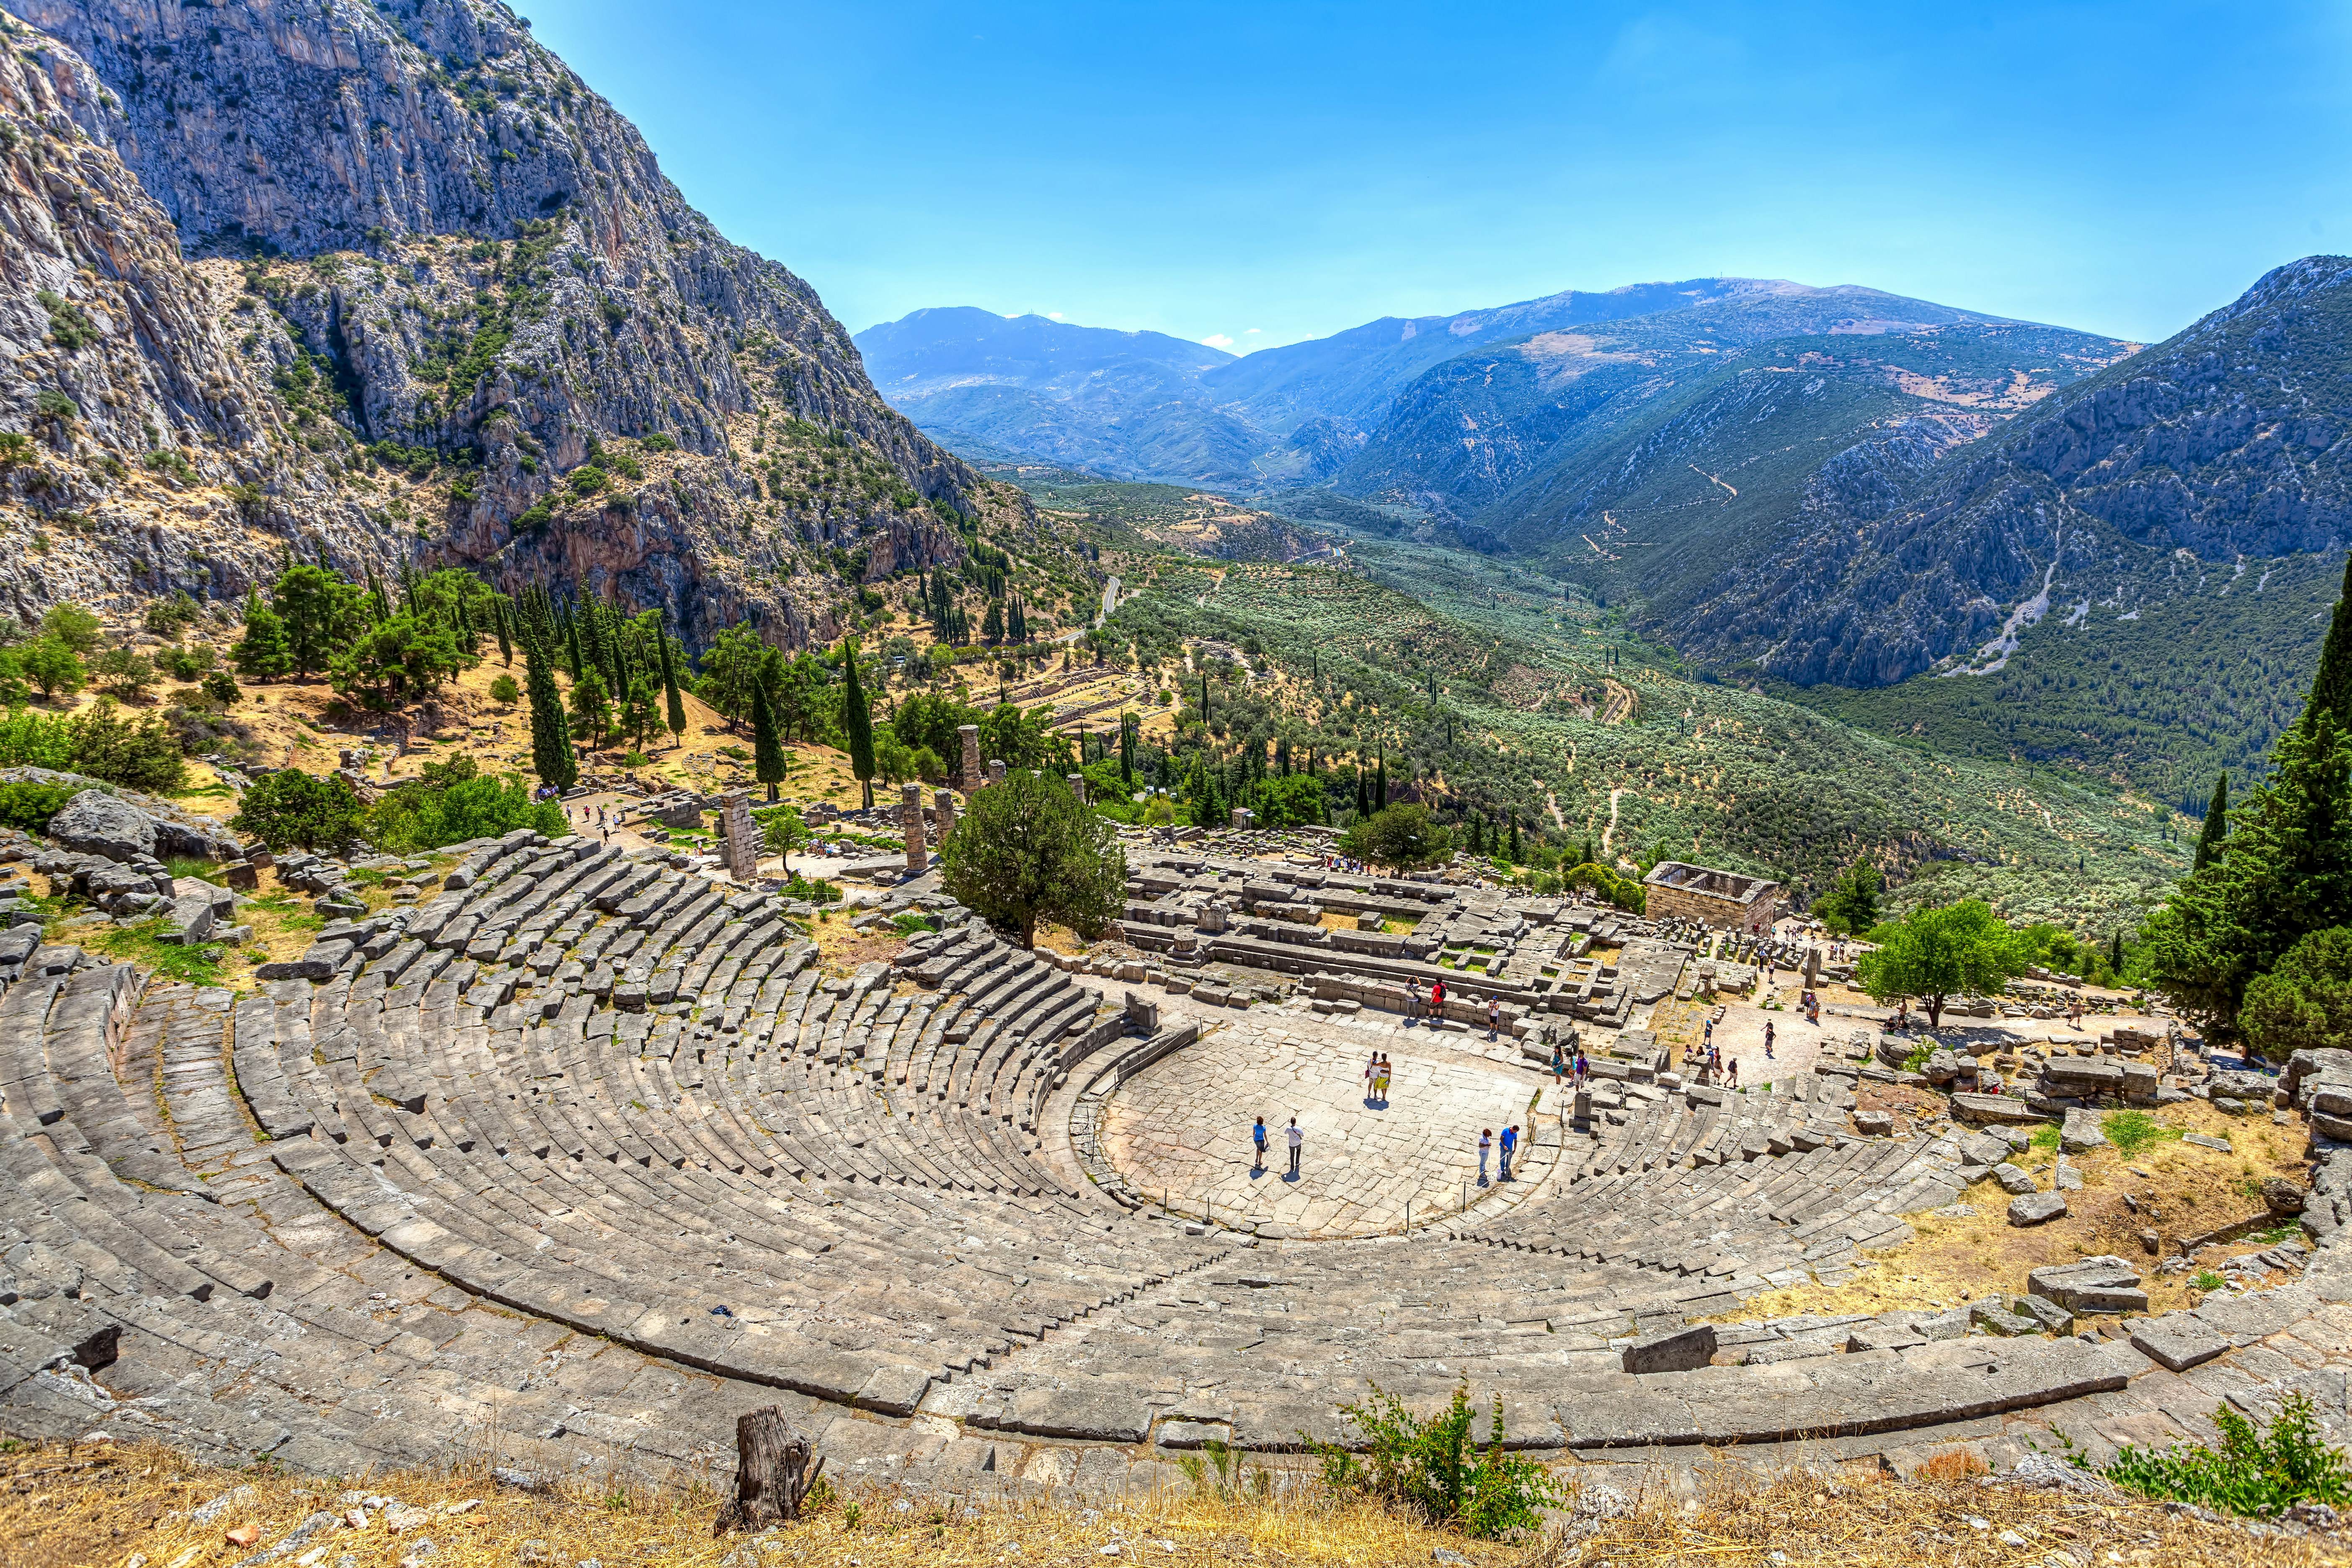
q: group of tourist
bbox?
[1250,1115,1305,1179]
[1361,1053,1393,1106]
[1477,1125,1522,1184]
[1404,976,1449,1025]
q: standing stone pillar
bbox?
[901,782,929,874]
[1803,942,1821,989]
[935,787,957,844]
[958,724,981,789]
[988,759,1006,786]
[719,790,759,882]
[1066,773,1087,805]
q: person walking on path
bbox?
[1763,1019,1776,1060]
[1727,1055,1740,1089]
[1407,981,1424,1026]
[1374,1054,1391,1106]
[1286,1118,1303,1179]
[1499,1123,1518,1181]
[1252,1116,1267,1175]
[1478,1128,1492,1186]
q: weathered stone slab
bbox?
[2129,1316,2229,1373]
[1622,1323,1716,1373]
[2008,1191,2068,1226]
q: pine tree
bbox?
[2192,772,2230,873]
[658,622,687,746]
[841,638,876,811]
[751,679,786,803]
[1508,816,1521,862]
[522,629,577,792]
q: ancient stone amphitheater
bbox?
[3,824,2349,1497]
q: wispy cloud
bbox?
[1046,311,1065,320]
[1202,333,1236,349]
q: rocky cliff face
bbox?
[1673,256,2352,687]
[0,0,1039,649]
[0,11,402,615]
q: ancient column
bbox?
[935,787,957,843]
[1066,772,1087,805]
[988,759,1006,786]
[901,782,929,874]
[958,724,981,789]
[719,790,759,881]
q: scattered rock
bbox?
[1621,1322,1717,1373]
[2008,1191,2068,1226]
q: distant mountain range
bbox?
[856,278,1965,492]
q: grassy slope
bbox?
[1054,470,2187,932]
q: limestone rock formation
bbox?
[0,0,1066,648]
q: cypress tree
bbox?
[456,594,475,651]
[2305,554,2352,737]
[1200,670,1210,725]
[842,639,877,811]
[1119,713,1135,785]
[751,680,786,802]
[1375,753,1387,810]
[523,629,577,792]
[2110,930,2125,972]
[2192,773,2230,872]
[494,599,513,666]
[564,612,585,682]
[658,623,687,746]
[1354,765,1369,817]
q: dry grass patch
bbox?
[1710,1098,2308,1323]
[6,1439,2346,1568]
[805,909,909,979]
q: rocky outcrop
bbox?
[0,0,1066,649]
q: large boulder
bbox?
[47,790,156,863]
[2060,1108,2108,1153]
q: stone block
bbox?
[2060,1108,2107,1153]
[1991,1162,2038,1196]
[1952,1093,2047,1125]
[2008,1191,2068,1226]
[1970,1303,2042,1337]
[2028,1256,2146,1313]
[1621,1322,1716,1373]
[1851,1108,1894,1137]
[2128,1316,2229,1373]
[2011,1295,2074,1335]
[48,790,155,863]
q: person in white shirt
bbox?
[1286,1118,1303,1179]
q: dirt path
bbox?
[1600,785,1625,854]
[1690,464,1738,499]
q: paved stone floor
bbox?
[1096,1025,1552,1237]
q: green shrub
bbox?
[2191,1268,2226,1292]
[1176,1438,1268,1502]
[1309,1382,1561,1540]
[230,767,365,852]
[2091,1393,2352,1517]
[781,872,838,905]
[489,673,520,703]
[0,780,75,831]
[2028,1122,2060,1152]
[365,755,565,853]
[2100,1109,2184,1158]
[0,700,187,791]
[1900,1044,1931,1074]
[201,670,240,706]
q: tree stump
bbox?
[713,1405,822,1536]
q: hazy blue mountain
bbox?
[1198,277,1772,433]
[857,279,1872,490]
[1330,285,2073,522]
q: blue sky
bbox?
[521,1,2352,351]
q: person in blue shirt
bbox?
[1252,1116,1267,1174]
[1499,1123,1518,1181]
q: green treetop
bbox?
[2192,773,2230,873]
[940,768,1126,949]
[841,638,876,810]
[1855,900,2029,1031]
